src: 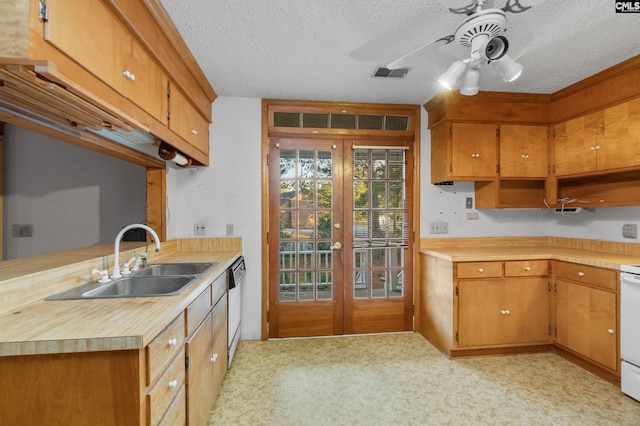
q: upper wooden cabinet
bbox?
[170,85,209,157]
[431,121,498,183]
[499,125,548,178]
[555,98,640,177]
[0,0,215,166]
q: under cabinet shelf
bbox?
[475,179,548,209]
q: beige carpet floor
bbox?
[208,333,640,425]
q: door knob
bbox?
[330,242,342,250]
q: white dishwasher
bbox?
[621,264,640,402]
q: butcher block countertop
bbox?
[0,238,242,357]
[419,237,640,270]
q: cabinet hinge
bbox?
[266,310,269,323]
[38,1,49,22]
[266,153,270,167]
[496,128,500,137]
[548,282,551,292]
[552,164,556,173]
[554,282,557,293]
[455,332,459,342]
[455,286,459,296]
[185,354,189,368]
[412,304,415,316]
[449,126,453,136]
[496,165,500,173]
[450,163,453,172]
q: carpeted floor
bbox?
[208,333,640,425]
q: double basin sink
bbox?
[46,262,217,300]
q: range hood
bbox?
[0,60,166,159]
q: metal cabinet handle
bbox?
[168,338,177,346]
[578,271,585,277]
[190,129,198,135]
[211,353,218,362]
[478,268,484,273]
[607,329,615,334]
[168,380,178,388]
[524,266,531,272]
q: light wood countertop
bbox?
[0,245,241,357]
[419,245,640,269]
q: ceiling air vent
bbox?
[373,67,409,78]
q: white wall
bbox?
[419,108,640,242]
[3,125,147,259]
[173,97,263,340]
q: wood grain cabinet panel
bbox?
[431,121,497,182]
[147,348,185,426]
[458,277,549,348]
[554,98,640,177]
[169,85,210,157]
[505,260,549,277]
[456,261,503,279]
[499,125,548,178]
[147,314,185,385]
[555,279,617,371]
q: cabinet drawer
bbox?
[457,262,503,279]
[158,385,185,426]
[148,348,185,426]
[555,261,617,290]
[505,260,548,277]
[186,285,212,337]
[147,314,185,385]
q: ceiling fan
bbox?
[384,0,536,96]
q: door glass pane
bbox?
[278,147,335,302]
[352,148,407,299]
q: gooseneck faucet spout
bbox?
[112,224,161,279]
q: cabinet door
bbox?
[505,278,550,344]
[458,279,506,347]
[500,125,548,178]
[186,311,215,426]
[451,123,497,178]
[169,85,210,155]
[554,112,601,176]
[598,98,640,171]
[45,0,120,89]
[555,280,617,370]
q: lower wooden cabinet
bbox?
[458,277,549,348]
[186,295,228,426]
[553,261,619,373]
[0,272,230,425]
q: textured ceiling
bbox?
[159,0,640,105]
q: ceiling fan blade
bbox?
[386,35,454,69]
[433,0,478,12]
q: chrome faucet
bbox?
[112,224,160,279]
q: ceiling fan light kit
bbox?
[439,4,523,96]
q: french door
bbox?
[268,138,413,338]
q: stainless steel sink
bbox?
[82,276,195,298]
[131,262,216,277]
[46,262,217,300]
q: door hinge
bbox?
[38,1,49,22]
[185,354,189,368]
[455,332,459,342]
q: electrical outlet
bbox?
[12,224,33,237]
[466,212,479,220]
[623,224,637,239]
[194,223,207,236]
[226,223,234,236]
[466,197,473,209]
[429,221,448,234]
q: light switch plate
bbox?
[623,224,637,239]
